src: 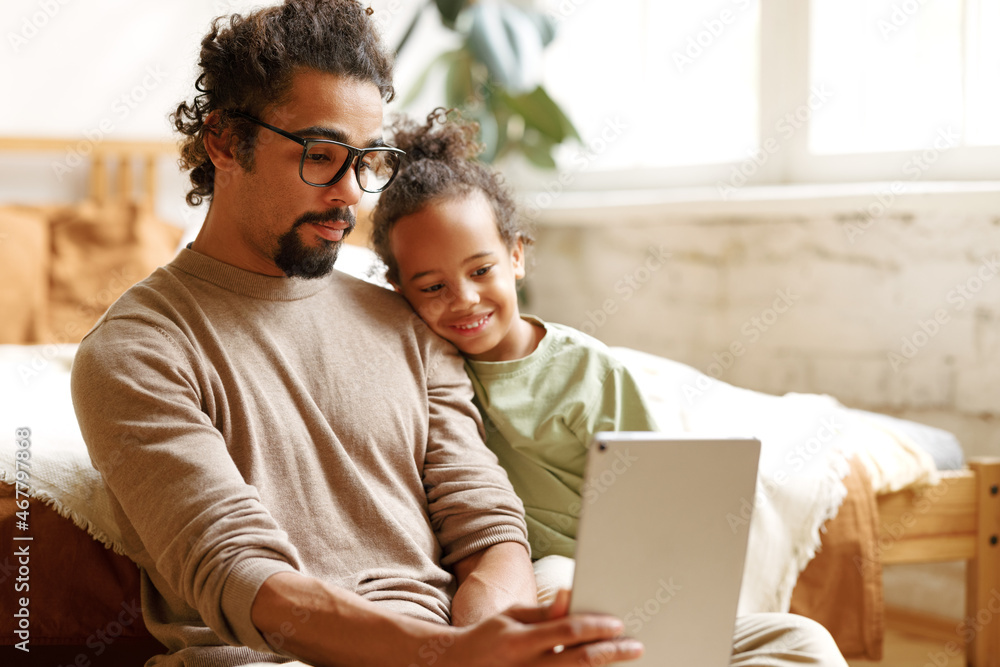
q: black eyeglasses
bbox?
[231,110,405,194]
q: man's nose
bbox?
[323,162,364,207]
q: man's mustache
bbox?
[295,208,357,233]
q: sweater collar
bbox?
[170,247,335,301]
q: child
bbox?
[370,111,851,667]
[370,109,660,603]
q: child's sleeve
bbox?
[581,360,661,439]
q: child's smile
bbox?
[389,191,540,361]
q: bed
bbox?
[0,137,997,667]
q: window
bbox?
[530,0,1000,189]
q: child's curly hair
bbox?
[371,108,533,285]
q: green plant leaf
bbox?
[467,109,500,163]
[522,10,558,47]
[445,48,475,108]
[400,49,461,108]
[434,0,470,29]
[465,3,545,93]
[519,130,558,169]
[502,86,579,144]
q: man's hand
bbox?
[438,590,644,667]
[451,542,537,626]
[251,573,641,667]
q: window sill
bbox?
[523,181,1000,226]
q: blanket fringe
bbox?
[773,451,852,611]
[0,470,128,556]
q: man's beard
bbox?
[273,208,356,279]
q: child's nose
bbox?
[450,282,480,310]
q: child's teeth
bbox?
[459,316,486,330]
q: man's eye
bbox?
[305,152,330,162]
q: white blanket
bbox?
[610,347,939,613]
[0,343,126,553]
[0,342,940,613]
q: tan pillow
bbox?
[48,200,184,344]
[0,205,52,344]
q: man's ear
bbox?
[202,111,243,175]
[511,236,526,280]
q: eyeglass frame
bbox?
[229,110,405,193]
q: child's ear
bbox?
[511,237,526,280]
[389,280,403,294]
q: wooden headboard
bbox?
[0,135,379,246]
[0,136,179,208]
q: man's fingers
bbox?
[554,638,645,666]
[505,604,552,625]
[547,588,570,619]
[511,615,629,656]
[504,588,572,626]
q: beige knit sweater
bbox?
[71,248,529,666]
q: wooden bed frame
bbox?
[2,136,999,666]
[877,459,1000,667]
[0,136,178,206]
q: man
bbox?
[71,1,641,665]
[73,2,847,666]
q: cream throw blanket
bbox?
[610,347,939,614]
[0,342,939,612]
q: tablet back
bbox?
[569,433,761,667]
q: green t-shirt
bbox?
[465,316,659,560]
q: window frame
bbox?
[535,0,1000,194]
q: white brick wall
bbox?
[524,193,1000,460]
[524,188,1000,619]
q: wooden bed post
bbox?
[966,458,1000,667]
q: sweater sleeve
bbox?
[419,337,530,566]
[71,316,301,652]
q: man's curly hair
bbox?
[371,108,533,286]
[171,0,394,206]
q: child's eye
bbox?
[472,265,493,277]
[420,283,445,294]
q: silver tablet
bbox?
[569,433,761,667]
